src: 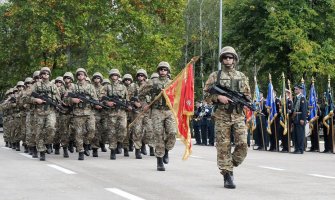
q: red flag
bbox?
[162,57,197,160]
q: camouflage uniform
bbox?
[204,46,250,189]
[140,61,177,171]
[31,74,60,157]
[67,77,97,157]
[102,69,129,159]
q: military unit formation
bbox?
[0,61,177,172]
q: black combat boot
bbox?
[157,157,165,171]
[224,172,236,189]
[78,152,84,160]
[100,142,107,152]
[129,140,134,152]
[5,141,9,147]
[46,144,52,154]
[135,149,142,159]
[124,148,129,157]
[32,147,38,158]
[24,144,29,153]
[68,141,74,153]
[141,143,147,155]
[163,149,169,164]
[149,147,155,156]
[63,147,69,158]
[15,142,21,151]
[11,142,15,149]
[28,147,33,155]
[84,144,90,156]
[110,149,116,160]
[116,142,122,154]
[40,152,46,161]
[92,148,98,157]
[54,143,60,155]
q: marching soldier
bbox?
[102,69,129,160]
[65,68,98,160]
[53,76,65,155]
[204,46,250,189]
[30,67,60,161]
[140,62,177,171]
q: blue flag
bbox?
[266,82,277,122]
[308,83,318,121]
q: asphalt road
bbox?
[0,133,335,200]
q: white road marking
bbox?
[1,147,11,150]
[258,166,285,171]
[47,164,77,175]
[19,153,36,159]
[190,155,204,159]
[105,188,146,200]
[308,174,335,179]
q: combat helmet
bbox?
[33,71,40,78]
[55,76,64,84]
[219,46,239,63]
[109,69,121,77]
[150,72,159,79]
[16,81,25,88]
[40,67,51,75]
[24,77,33,84]
[102,78,111,85]
[156,61,171,72]
[136,69,148,78]
[63,72,74,81]
[76,68,88,77]
[123,74,133,82]
[92,72,103,80]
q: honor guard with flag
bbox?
[321,76,335,153]
[281,78,294,153]
[292,84,307,154]
[204,46,251,189]
[265,74,278,151]
[307,77,320,152]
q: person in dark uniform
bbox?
[200,101,212,145]
[193,101,202,145]
[269,90,281,151]
[254,92,269,150]
[308,102,321,152]
[207,102,215,146]
[292,84,307,154]
[281,89,293,152]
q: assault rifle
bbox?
[31,92,67,113]
[67,92,109,109]
[101,95,138,113]
[9,97,16,103]
[207,84,256,111]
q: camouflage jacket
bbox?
[139,76,171,108]
[204,67,250,114]
[31,80,60,115]
[102,80,129,110]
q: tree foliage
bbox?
[0,0,187,94]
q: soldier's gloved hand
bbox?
[143,105,150,112]
[72,98,81,104]
[106,101,115,107]
[217,95,232,104]
[134,102,142,108]
[34,98,46,104]
[95,105,102,109]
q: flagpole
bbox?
[218,0,222,70]
[287,79,292,152]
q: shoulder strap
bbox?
[216,70,222,85]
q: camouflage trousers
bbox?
[151,108,177,157]
[25,112,36,147]
[107,110,127,149]
[12,115,21,143]
[53,113,61,144]
[2,116,9,142]
[133,112,154,149]
[20,114,27,144]
[91,112,105,149]
[215,112,248,175]
[72,115,95,152]
[57,114,72,147]
[35,112,56,152]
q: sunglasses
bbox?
[159,68,168,72]
[124,79,132,82]
[77,73,85,76]
[222,55,234,60]
[55,81,63,84]
[40,72,50,75]
[64,76,72,80]
[137,74,145,77]
[93,76,101,80]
